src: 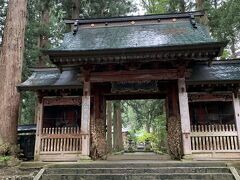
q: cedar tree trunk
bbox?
[38,2,50,66]
[116,102,124,151]
[106,101,113,153]
[196,0,208,25]
[0,0,27,145]
[113,101,124,151]
[72,0,81,19]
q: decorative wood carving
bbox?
[51,47,221,66]
[111,80,158,93]
[188,93,232,102]
[78,69,181,82]
[43,97,82,106]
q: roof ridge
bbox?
[65,11,204,25]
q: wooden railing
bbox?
[40,127,84,153]
[190,124,240,152]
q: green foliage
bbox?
[122,100,167,152]
[142,0,170,14]
[0,0,8,44]
[136,130,155,143]
[0,143,10,156]
[62,0,136,18]
[20,92,36,125]
[122,99,164,132]
[0,142,19,157]
[0,155,10,162]
[207,0,240,58]
[221,49,231,60]
[142,0,191,14]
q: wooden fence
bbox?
[190,124,239,152]
[40,127,83,153]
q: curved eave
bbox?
[44,42,227,65]
[17,85,83,92]
[187,80,240,86]
[187,59,240,86]
[44,41,226,56]
[17,68,83,92]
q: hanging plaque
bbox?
[111,80,158,93]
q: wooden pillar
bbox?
[34,101,43,161]
[232,93,240,145]
[81,80,91,156]
[178,78,192,157]
[166,83,182,159]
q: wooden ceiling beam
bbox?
[78,69,181,82]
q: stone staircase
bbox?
[36,161,237,180]
[107,152,171,161]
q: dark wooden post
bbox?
[81,79,91,157]
[178,78,192,158]
[166,82,183,159]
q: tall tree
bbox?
[196,0,208,25]
[123,100,164,132]
[72,0,81,19]
[38,1,51,66]
[142,0,170,14]
[179,0,186,12]
[142,0,186,14]
[113,101,124,151]
[207,0,240,58]
[62,0,135,18]
[0,0,27,145]
[106,101,113,153]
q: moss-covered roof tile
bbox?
[53,20,216,51]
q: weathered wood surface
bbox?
[79,69,179,82]
[178,78,192,156]
[79,79,91,156]
[40,127,83,153]
[34,102,43,160]
[188,93,232,102]
[190,124,239,152]
[43,96,81,106]
[167,83,183,159]
[0,0,27,144]
[232,94,240,146]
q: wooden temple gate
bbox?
[18,12,240,161]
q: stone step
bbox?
[107,153,171,161]
[0,175,33,180]
[48,162,228,168]
[41,173,235,180]
[44,167,231,174]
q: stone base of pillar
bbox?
[78,155,92,161]
[182,154,193,160]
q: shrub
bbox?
[0,143,11,156]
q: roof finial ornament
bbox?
[73,20,80,35]
[189,14,197,29]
